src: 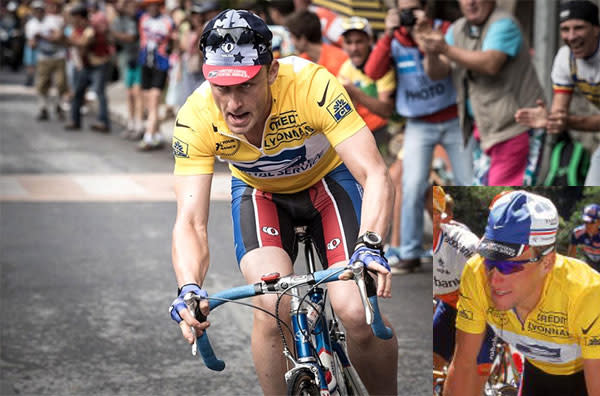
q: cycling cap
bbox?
[582,203,600,222]
[559,0,599,26]
[200,9,273,86]
[341,16,372,37]
[478,191,559,260]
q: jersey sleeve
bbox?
[172,96,216,175]
[481,18,522,57]
[550,46,575,95]
[573,285,600,359]
[455,256,488,335]
[305,65,366,147]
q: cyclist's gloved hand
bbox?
[349,246,391,273]
[169,283,211,344]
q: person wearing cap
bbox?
[285,9,348,77]
[364,0,472,275]
[567,203,600,272]
[24,0,67,121]
[444,190,600,396]
[432,186,496,394]
[168,9,398,395]
[515,0,600,186]
[421,0,545,186]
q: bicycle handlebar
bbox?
[186,264,392,371]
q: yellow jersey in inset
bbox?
[456,254,600,375]
[172,56,366,194]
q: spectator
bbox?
[264,0,296,58]
[515,0,600,186]
[293,0,344,47]
[285,9,348,77]
[364,0,472,273]
[65,3,112,132]
[25,0,67,121]
[137,0,175,151]
[421,0,545,186]
[111,0,143,139]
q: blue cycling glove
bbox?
[169,283,208,324]
[349,246,391,272]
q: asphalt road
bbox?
[0,70,431,395]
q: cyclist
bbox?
[444,190,600,396]
[167,10,397,395]
[432,187,496,394]
[568,204,600,272]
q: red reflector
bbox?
[261,272,280,282]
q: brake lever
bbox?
[350,262,374,325]
[184,293,204,356]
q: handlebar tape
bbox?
[197,332,226,371]
[368,296,394,340]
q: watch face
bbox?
[365,232,382,246]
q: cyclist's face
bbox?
[559,19,600,59]
[485,248,552,311]
[210,61,279,137]
[585,220,600,235]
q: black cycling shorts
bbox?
[519,359,587,396]
[141,66,168,90]
[230,164,362,268]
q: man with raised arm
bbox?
[444,190,600,396]
[167,10,398,395]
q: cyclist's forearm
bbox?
[172,222,210,287]
[443,360,481,396]
[359,170,394,237]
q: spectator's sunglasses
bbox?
[200,27,267,52]
[484,246,554,275]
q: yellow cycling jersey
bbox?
[172,56,366,194]
[456,254,600,375]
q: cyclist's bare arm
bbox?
[443,329,485,396]
[584,359,600,396]
[335,126,394,297]
[172,174,214,342]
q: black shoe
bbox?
[91,122,110,133]
[36,109,48,121]
[64,123,81,131]
[390,258,421,275]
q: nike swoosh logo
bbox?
[582,314,599,335]
[317,80,330,107]
[175,119,191,129]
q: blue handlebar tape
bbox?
[368,296,394,339]
[197,332,226,371]
[312,267,344,283]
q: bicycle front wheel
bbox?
[287,368,321,396]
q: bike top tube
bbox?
[189,265,393,371]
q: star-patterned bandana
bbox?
[201,9,273,85]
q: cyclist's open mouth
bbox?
[228,112,250,126]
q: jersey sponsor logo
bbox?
[265,111,316,150]
[215,138,240,156]
[515,342,561,361]
[582,314,599,335]
[586,336,600,347]
[175,119,191,129]
[262,226,279,236]
[326,94,353,122]
[487,307,509,326]
[232,145,324,178]
[172,137,189,158]
[327,238,341,250]
[433,276,459,289]
[443,234,476,259]
[458,307,473,321]
[317,80,330,107]
[527,319,570,339]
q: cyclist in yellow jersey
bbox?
[444,190,600,396]
[167,10,397,395]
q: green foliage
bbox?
[442,187,600,258]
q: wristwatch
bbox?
[356,231,383,251]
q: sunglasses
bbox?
[484,246,554,275]
[201,27,268,52]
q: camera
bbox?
[399,8,417,27]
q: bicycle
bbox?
[484,341,523,396]
[183,227,394,396]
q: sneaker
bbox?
[127,128,144,141]
[384,247,402,267]
[91,122,110,133]
[137,139,164,151]
[64,123,81,131]
[36,108,49,121]
[390,258,421,275]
